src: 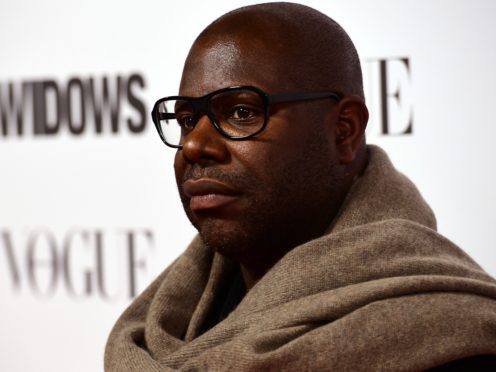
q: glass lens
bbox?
[209,89,266,137]
[156,99,194,147]
[155,88,266,146]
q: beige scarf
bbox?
[105,146,496,371]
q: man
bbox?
[105,3,496,371]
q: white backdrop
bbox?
[1,1,495,371]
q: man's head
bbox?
[172,2,368,278]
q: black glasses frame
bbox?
[151,85,342,149]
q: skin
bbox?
[173,3,369,290]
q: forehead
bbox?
[179,36,289,97]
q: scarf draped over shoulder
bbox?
[105,146,496,371]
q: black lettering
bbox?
[62,229,93,297]
[126,73,147,133]
[0,82,30,137]
[378,58,412,135]
[87,76,122,134]
[95,230,120,300]
[399,58,413,134]
[26,230,58,297]
[379,60,389,135]
[32,80,62,136]
[125,230,153,298]
[66,78,86,135]
[1,230,22,291]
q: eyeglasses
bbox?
[151,85,342,149]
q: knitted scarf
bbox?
[105,146,496,371]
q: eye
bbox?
[231,106,255,120]
[223,104,264,131]
[228,105,263,123]
[177,115,196,131]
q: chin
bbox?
[197,218,253,261]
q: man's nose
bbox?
[180,115,229,164]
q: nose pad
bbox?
[180,114,228,164]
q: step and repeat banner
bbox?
[1,0,495,371]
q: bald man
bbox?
[105,3,496,371]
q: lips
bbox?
[183,178,241,212]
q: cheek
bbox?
[231,138,287,187]
[235,115,312,181]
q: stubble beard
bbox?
[177,129,345,267]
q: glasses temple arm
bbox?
[157,112,176,120]
[268,92,342,104]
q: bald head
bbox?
[174,3,369,287]
[182,2,364,98]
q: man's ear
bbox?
[335,96,369,164]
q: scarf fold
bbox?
[105,145,496,371]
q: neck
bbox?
[240,265,262,291]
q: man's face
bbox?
[174,36,345,265]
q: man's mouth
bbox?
[183,178,241,212]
